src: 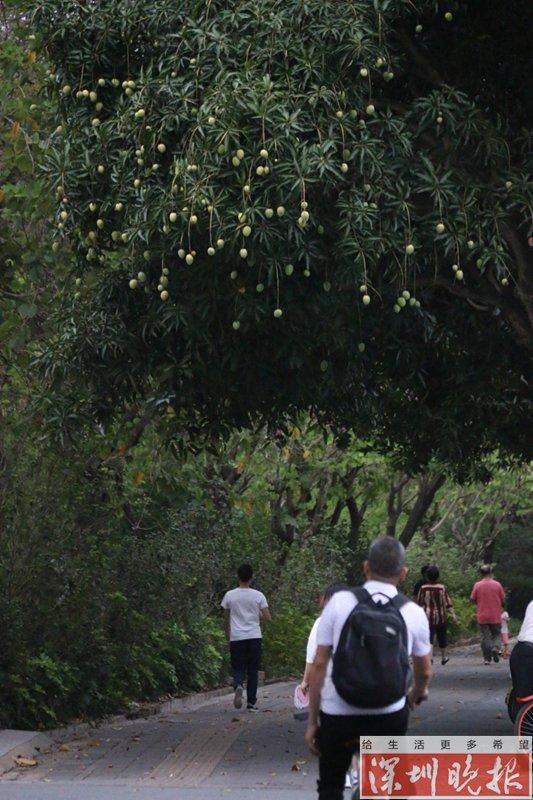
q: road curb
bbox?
[0,731,54,776]
[0,676,284,776]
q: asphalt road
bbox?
[0,644,516,800]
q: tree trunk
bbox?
[399,473,446,548]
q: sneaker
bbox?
[484,659,491,665]
[233,685,243,709]
[441,657,450,665]
[247,703,259,712]
[492,651,500,663]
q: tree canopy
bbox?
[21,0,532,470]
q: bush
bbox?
[1,654,79,730]
[262,608,315,678]
[447,596,478,642]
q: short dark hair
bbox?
[237,563,253,582]
[480,564,492,576]
[368,536,406,578]
[323,582,350,602]
[421,564,430,576]
[426,565,440,582]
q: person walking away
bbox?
[298,583,350,696]
[298,584,358,791]
[470,565,505,665]
[305,536,432,800]
[412,564,430,599]
[501,608,511,658]
[510,600,533,702]
[417,565,457,665]
[221,563,271,711]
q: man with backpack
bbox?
[305,536,432,800]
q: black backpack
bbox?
[332,587,410,708]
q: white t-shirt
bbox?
[306,617,321,663]
[518,601,533,644]
[316,580,431,716]
[221,587,268,641]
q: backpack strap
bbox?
[352,586,372,604]
[353,587,410,609]
[391,591,410,610]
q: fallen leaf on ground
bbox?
[291,763,301,771]
[15,757,38,767]
[58,744,71,752]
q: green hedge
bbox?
[262,609,316,679]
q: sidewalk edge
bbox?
[0,732,54,776]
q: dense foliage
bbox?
[23,0,532,470]
[1,0,531,732]
[1,400,530,728]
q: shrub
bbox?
[262,608,315,679]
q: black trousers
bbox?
[229,638,262,705]
[316,706,409,800]
[430,624,448,648]
[510,641,533,699]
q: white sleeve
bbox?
[316,596,337,648]
[306,617,321,663]
[221,593,229,610]
[409,604,432,657]
[259,592,268,609]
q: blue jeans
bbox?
[229,638,262,705]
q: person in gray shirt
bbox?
[221,563,271,711]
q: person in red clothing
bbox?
[470,565,506,665]
[417,565,457,665]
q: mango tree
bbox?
[28,0,532,471]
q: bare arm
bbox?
[223,608,231,642]
[260,606,272,622]
[300,661,313,689]
[305,645,330,755]
[407,653,432,709]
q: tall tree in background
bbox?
[25,0,532,471]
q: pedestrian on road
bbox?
[416,565,457,665]
[305,536,432,800]
[510,600,533,701]
[221,563,271,712]
[470,565,505,665]
[500,608,511,658]
[297,583,357,792]
[298,583,350,696]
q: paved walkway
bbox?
[0,645,515,799]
